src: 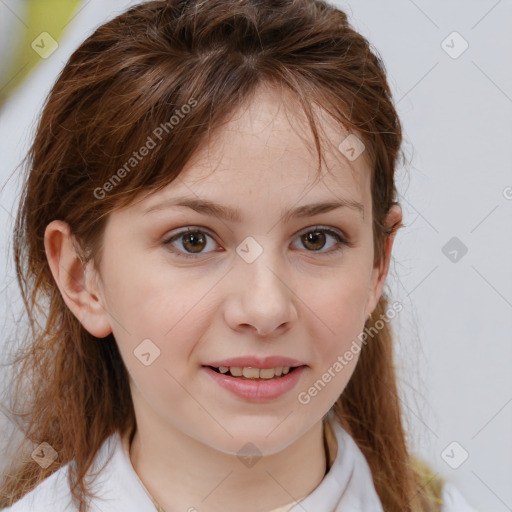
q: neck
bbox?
[127,412,329,512]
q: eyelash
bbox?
[162,226,352,259]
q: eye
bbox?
[162,226,352,259]
[292,226,350,255]
[163,227,218,258]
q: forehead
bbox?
[134,84,372,216]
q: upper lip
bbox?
[203,356,306,369]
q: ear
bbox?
[365,204,403,318]
[44,220,112,338]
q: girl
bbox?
[0,1,478,511]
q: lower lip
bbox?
[202,365,307,402]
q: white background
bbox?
[0,1,511,511]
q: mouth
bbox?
[205,365,303,380]
[201,363,308,401]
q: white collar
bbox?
[88,411,384,512]
[5,412,384,512]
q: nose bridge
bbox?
[236,234,285,294]
[231,234,295,332]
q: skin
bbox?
[45,84,402,512]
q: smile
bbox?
[202,365,307,401]
[209,365,296,379]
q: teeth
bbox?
[215,366,293,378]
[259,368,277,379]
[243,367,260,378]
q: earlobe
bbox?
[44,220,112,338]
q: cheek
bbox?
[102,245,207,337]
[100,257,200,379]
[297,268,369,400]
[302,266,370,340]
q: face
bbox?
[47,84,400,456]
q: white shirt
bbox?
[3,414,479,512]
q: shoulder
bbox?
[441,481,480,512]
[409,456,479,512]
[1,463,76,511]
[2,433,120,512]
[2,431,157,512]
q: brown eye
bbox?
[163,228,218,258]
[293,227,348,255]
[301,230,327,251]
[163,225,350,260]
[181,231,207,253]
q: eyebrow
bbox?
[142,196,364,222]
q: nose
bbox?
[223,248,298,337]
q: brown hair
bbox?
[1,1,444,510]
